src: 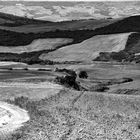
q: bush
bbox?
[79,71,88,79]
[55,75,80,90]
[23,68,28,71]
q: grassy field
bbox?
[40,33,131,62]
[0,38,73,54]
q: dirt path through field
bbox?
[0,101,29,137]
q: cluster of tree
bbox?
[0,50,56,65]
[93,51,137,63]
[0,29,96,47]
[79,71,88,79]
[55,68,77,77]
[55,75,81,91]
[54,68,88,91]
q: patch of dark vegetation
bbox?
[134,55,140,63]
[113,89,139,95]
[103,77,133,86]
[23,68,28,71]
[78,71,88,79]
[93,33,140,63]
[137,124,140,129]
[93,51,135,63]
[0,50,58,65]
[7,67,13,70]
[90,84,109,92]
[125,33,140,53]
[0,29,96,47]
[88,77,133,92]
[37,68,51,71]
[54,68,85,91]
[59,61,82,64]
[55,75,82,91]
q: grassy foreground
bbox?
[3,88,140,140]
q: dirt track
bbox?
[0,101,29,137]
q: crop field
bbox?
[40,33,131,62]
[0,38,73,54]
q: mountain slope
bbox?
[94,15,140,35]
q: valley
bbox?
[0,6,140,140]
[0,62,140,139]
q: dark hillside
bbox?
[94,15,140,34]
[0,29,97,46]
[1,15,140,47]
[124,33,140,53]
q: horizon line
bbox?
[0,0,139,2]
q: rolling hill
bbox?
[0,13,140,64]
[0,12,52,26]
[0,15,117,33]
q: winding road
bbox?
[0,101,29,137]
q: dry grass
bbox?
[0,38,73,54]
[0,81,63,101]
[40,33,131,62]
[4,89,140,140]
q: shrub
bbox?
[79,71,88,79]
[55,75,81,90]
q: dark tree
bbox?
[79,71,88,79]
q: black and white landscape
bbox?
[0,0,140,140]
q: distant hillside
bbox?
[0,13,116,33]
[94,15,140,35]
[0,12,52,26]
[0,14,140,64]
[0,15,139,47]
